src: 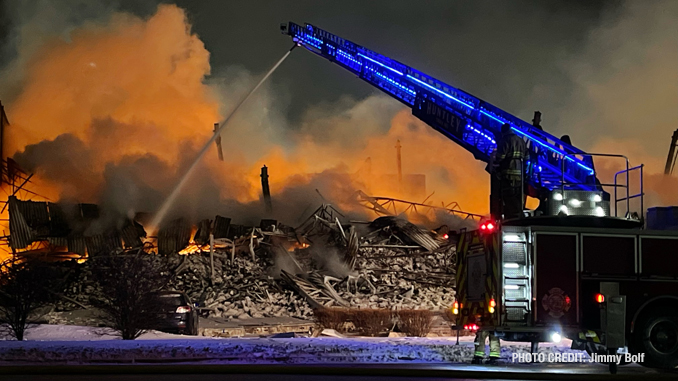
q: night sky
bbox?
[0,0,676,213]
[1,0,621,129]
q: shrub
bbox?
[397,309,434,337]
[0,258,62,340]
[351,308,392,336]
[313,308,348,332]
[90,251,170,340]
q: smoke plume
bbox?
[0,0,676,243]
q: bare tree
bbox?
[90,250,171,340]
[0,258,60,341]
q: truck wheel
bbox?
[633,307,678,369]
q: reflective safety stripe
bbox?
[474,351,485,357]
[489,351,501,358]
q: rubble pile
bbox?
[47,205,460,322]
[340,246,456,311]
[169,254,313,320]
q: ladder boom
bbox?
[283,22,597,192]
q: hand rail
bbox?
[614,164,644,219]
[561,153,629,217]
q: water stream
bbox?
[150,48,294,231]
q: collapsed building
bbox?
[7,193,466,321]
[7,195,146,257]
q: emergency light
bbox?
[480,221,495,232]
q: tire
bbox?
[633,307,678,370]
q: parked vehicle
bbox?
[151,291,199,336]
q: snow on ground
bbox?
[0,324,589,365]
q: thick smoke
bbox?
[543,0,678,208]
[0,0,676,241]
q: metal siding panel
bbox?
[158,219,191,255]
[120,223,142,248]
[67,236,86,256]
[213,216,231,238]
[8,196,34,249]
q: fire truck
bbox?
[280,22,678,372]
[455,209,678,373]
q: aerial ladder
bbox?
[281,22,613,218]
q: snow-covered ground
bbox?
[0,324,590,365]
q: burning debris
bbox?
[7,192,458,322]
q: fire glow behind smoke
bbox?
[0,4,490,235]
[0,1,675,253]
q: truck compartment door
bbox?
[534,233,578,326]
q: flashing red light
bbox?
[489,299,496,308]
[595,293,605,303]
[443,234,449,239]
[480,221,496,232]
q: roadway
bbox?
[1,363,676,381]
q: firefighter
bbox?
[496,123,528,220]
[532,111,543,131]
[472,323,501,364]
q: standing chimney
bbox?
[261,165,272,213]
[214,123,224,161]
[395,140,403,185]
[0,100,8,162]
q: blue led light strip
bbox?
[357,53,403,75]
[511,127,594,174]
[336,50,362,67]
[479,105,593,174]
[467,124,496,145]
[479,109,504,123]
[406,75,475,109]
[369,69,416,97]
[289,23,596,184]
[297,35,321,50]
